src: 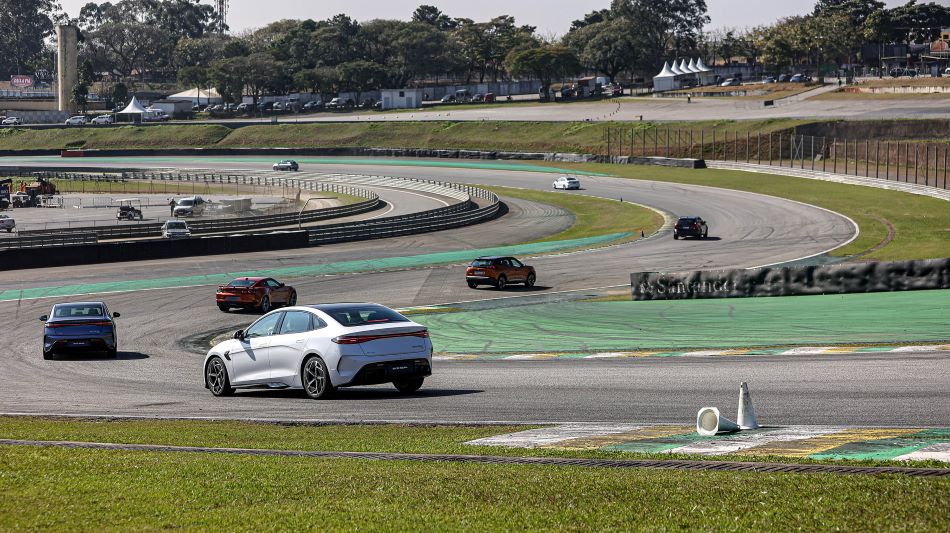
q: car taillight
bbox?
[332,330,429,344]
[47,321,111,328]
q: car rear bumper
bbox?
[466,276,495,283]
[216,294,261,307]
[343,358,432,387]
[675,229,703,237]
[45,335,116,354]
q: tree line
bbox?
[1,0,948,105]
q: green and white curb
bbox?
[467,424,950,462]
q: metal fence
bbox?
[604,127,950,190]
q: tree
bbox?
[888,1,950,44]
[565,19,646,82]
[178,65,209,104]
[0,0,60,77]
[336,60,386,103]
[569,9,611,32]
[612,0,710,72]
[412,5,457,31]
[293,66,337,100]
[505,46,581,100]
[813,0,886,26]
[210,56,248,103]
[71,83,89,113]
[112,82,129,105]
[79,58,96,86]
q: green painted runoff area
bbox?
[14,155,604,176]
[0,232,629,302]
[413,290,950,352]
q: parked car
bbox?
[720,78,741,87]
[777,74,791,82]
[673,216,708,239]
[90,114,113,125]
[173,196,206,217]
[65,115,87,126]
[216,277,297,313]
[472,93,484,103]
[552,176,581,190]
[272,102,284,111]
[465,256,536,290]
[325,97,354,110]
[40,301,120,359]
[203,303,432,399]
[761,76,777,83]
[0,214,14,232]
[302,100,323,111]
[161,219,191,238]
[273,159,299,171]
[440,94,456,103]
[236,103,251,112]
[1,117,21,126]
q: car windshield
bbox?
[178,199,193,206]
[315,304,409,327]
[470,259,495,267]
[53,304,104,318]
[678,218,697,224]
[227,279,258,287]
[166,222,186,229]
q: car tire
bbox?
[673,233,679,240]
[301,356,334,400]
[218,305,229,312]
[107,347,117,358]
[703,230,708,239]
[525,273,536,287]
[206,356,234,397]
[467,281,478,289]
[43,348,53,360]
[394,377,424,394]
[287,291,297,307]
[496,275,507,290]
[260,296,271,314]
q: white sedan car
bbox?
[90,115,113,125]
[1,117,22,126]
[204,303,433,399]
[65,115,87,126]
[553,176,581,190]
[0,214,14,232]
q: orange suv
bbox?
[465,256,536,290]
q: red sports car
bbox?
[216,277,297,313]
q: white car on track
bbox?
[553,176,581,190]
[161,219,191,238]
[1,117,22,126]
[0,214,14,232]
[204,303,433,399]
[65,115,87,126]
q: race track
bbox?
[4,156,944,426]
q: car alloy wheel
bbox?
[288,291,297,306]
[260,296,270,313]
[496,275,507,290]
[206,357,233,396]
[525,273,536,287]
[302,356,333,399]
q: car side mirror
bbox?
[39,315,48,321]
[234,330,245,340]
[278,282,285,288]
[112,312,120,318]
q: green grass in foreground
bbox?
[0,417,947,469]
[534,162,950,261]
[484,185,663,244]
[3,447,948,531]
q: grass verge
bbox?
[3,446,948,531]
[483,185,664,244]
[530,162,950,261]
[0,417,946,469]
[0,124,231,150]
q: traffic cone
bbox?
[696,407,740,436]
[737,382,759,430]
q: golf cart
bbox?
[116,198,144,221]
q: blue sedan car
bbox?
[40,302,120,359]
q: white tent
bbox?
[686,58,701,73]
[653,61,679,92]
[695,58,716,85]
[670,61,684,76]
[168,88,222,105]
[116,96,146,123]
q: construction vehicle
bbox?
[23,177,57,196]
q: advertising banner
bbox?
[10,75,33,88]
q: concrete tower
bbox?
[56,25,79,113]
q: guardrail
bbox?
[0,233,98,250]
[1,168,501,253]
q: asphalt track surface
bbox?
[2,156,947,426]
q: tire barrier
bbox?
[631,258,950,300]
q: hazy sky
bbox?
[58,0,921,35]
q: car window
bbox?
[510,259,524,268]
[471,259,493,267]
[265,279,281,288]
[499,259,511,267]
[227,279,257,288]
[178,199,193,206]
[278,311,314,335]
[53,304,104,318]
[245,312,283,338]
[321,305,409,327]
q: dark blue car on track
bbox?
[41,302,120,359]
